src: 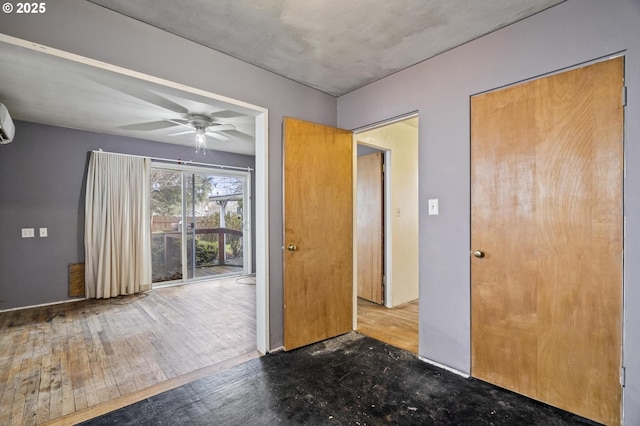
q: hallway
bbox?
[357,298,418,353]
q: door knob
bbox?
[287,244,297,251]
[473,250,485,258]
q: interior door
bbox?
[471,57,624,425]
[357,151,384,304]
[283,117,354,350]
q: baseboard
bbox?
[268,346,285,354]
[0,297,85,313]
[418,356,470,378]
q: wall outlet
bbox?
[21,228,35,238]
[39,228,48,237]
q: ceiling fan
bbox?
[85,73,254,152]
[118,102,254,153]
[122,114,240,154]
[168,115,238,155]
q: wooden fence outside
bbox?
[151,216,211,233]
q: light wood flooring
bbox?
[356,297,419,354]
[0,276,257,425]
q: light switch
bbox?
[39,228,48,237]
[428,199,439,215]
[21,228,35,238]
[395,208,401,217]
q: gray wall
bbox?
[3,0,638,422]
[337,0,640,423]
[0,0,337,346]
[0,120,255,309]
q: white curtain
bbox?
[85,151,152,299]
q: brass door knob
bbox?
[473,250,485,258]
[287,244,297,251]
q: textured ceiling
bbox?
[89,0,565,96]
[0,0,566,154]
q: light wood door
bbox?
[471,57,624,425]
[283,117,353,350]
[357,151,384,304]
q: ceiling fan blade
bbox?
[168,130,195,136]
[205,131,231,141]
[206,124,236,132]
[209,110,249,119]
[167,119,193,130]
[86,73,189,114]
[119,120,177,131]
[219,129,254,143]
[125,87,190,114]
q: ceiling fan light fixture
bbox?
[195,127,206,154]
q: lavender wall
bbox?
[338,0,640,423]
[0,121,255,309]
[0,0,337,347]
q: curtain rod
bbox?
[92,149,254,172]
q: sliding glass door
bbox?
[150,164,250,285]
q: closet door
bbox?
[471,57,624,425]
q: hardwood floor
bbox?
[0,276,257,425]
[356,297,419,353]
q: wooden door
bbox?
[283,117,353,350]
[471,57,624,425]
[357,151,384,304]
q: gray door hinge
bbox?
[620,366,626,387]
[622,86,627,106]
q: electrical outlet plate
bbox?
[39,228,48,237]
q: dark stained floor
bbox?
[83,333,600,425]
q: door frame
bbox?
[352,111,419,327]
[0,34,271,354]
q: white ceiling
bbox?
[0,41,258,155]
[0,0,565,154]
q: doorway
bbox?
[150,164,251,285]
[0,37,270,396]
[353,116,419,353]
[281,116,419,352]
